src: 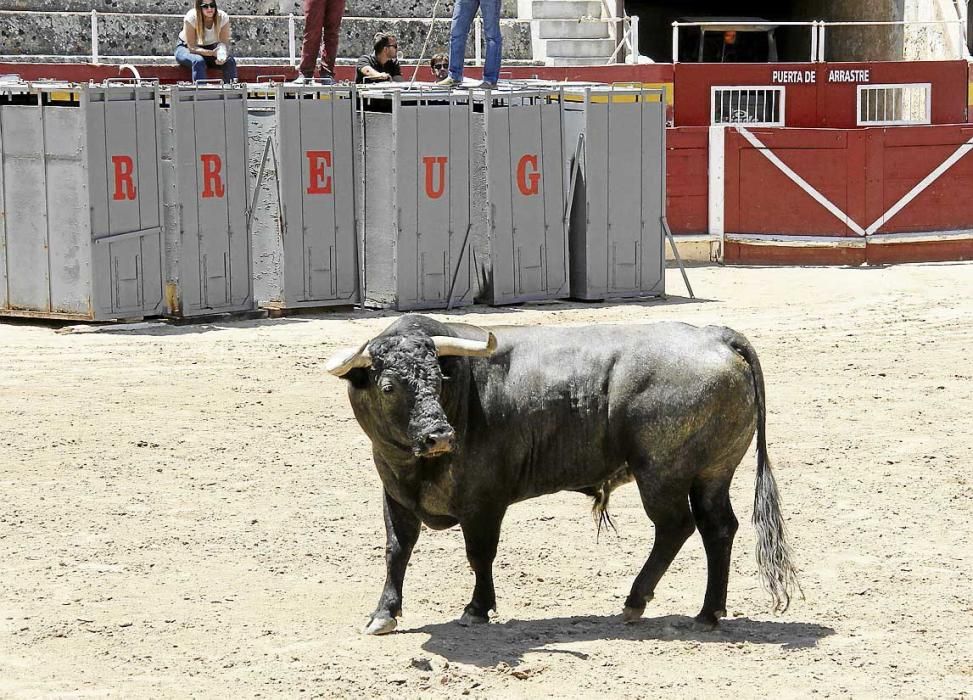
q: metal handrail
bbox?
[672,18,969,63]
[0,9,638,67]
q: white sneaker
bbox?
[288,74,312,85]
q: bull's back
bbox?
[468,323,757,496]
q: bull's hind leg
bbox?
[689,478,739,629]
[623,467,695,623]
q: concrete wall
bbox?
[0,0,519,19]
[780,0,905,61]
[0,13,532,60]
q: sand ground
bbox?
[1,263,971,698]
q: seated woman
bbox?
[174,0,237,83]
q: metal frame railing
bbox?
[672,18,971,63]
[0,9,641,67]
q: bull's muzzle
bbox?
[417,427,455,457]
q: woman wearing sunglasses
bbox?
[174,0,237,83]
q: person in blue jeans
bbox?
[436,0,502,89]
[174,0,238,83]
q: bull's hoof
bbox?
[457,611,489,627]
[362,614,398,636]
[622,606,645,624]
[692,609,725,631]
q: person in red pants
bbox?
[294,0,346,84]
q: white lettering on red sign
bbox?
[828,69,871,83]
[771,70,816,84]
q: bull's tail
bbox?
[729,333,803,613]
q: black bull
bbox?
[326,315,800,635]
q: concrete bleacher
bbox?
[0,0,533,64]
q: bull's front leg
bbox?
[363,490,421,635]
[458,507,506,626]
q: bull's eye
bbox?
[381,383,394,394]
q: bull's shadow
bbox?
[408,614,834,668]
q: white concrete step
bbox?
[544,55,614,66]
[531,0,602,20]
[537,19,611,40]
[544,37,615,57]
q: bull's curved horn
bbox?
[325,340,372,376]
[431,333,497,357]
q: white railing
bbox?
[672,19,969,63]
[0,9,637,66]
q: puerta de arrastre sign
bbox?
[772,69,872,84]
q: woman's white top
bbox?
[178,8,230,45]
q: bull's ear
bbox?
[345,367,370,390]
[431,333,497,357]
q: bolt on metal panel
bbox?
[474,88,569,305]
[273,84,359,308]
[564,86,666,301]
[0,82,164,321]
[165,84,253,317]
[361,89,473,311]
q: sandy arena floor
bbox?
[1,263,971,698]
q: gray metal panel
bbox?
[2,104,50,311]
[223,91,252,307]
[445,100,472,306]
[105,94,141,235]
[485,92,568,305]
[539,99,567,297]
[362,111,397,307]
[395,98,419,307]
[607,99,642,293]
[44,105,91,316]
[582,96,610,299]
[640,99,666,296]
[486,102,514,303]
[567,87,666,301]
[277,86,359,307]
[415,102,464,307]
[170,85,253,316]
[87,85,164,318]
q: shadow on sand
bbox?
[405,613,835,667]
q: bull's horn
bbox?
[431,333,497,357]
[325,340,372,376]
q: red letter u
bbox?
[423,156,448,199]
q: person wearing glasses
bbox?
[293,0,346,84]
[436,0,501,89]
[355,33,404,84]
[174,0,237,83]
[429,53,448,82]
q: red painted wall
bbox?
[723,124,973,238]
[666,127,709,234]
[675,61,968,128]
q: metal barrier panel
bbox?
[277,85,358,307]
[86,84,164,318]
[476,89,569,305]
[168,85,253,316]
[0,83,164,320]
[362,90,472,311]
[0,92,52,313]
[566,87,666,300]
